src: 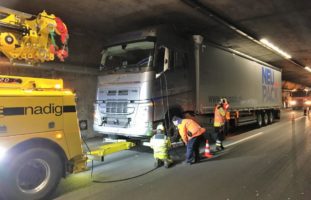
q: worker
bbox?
[149,123,173,168]
[172,116,206,165]
[214,98,226,151]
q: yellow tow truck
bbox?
[0,75,135,200]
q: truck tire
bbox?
[263,112,269,125]
[256,112,263,128]
[165,108,183,142]
[2,148,62,200]
[268,111,274,124]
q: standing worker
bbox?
[172,116,207,165]
[214,98,226,151]
[150,123,173,168]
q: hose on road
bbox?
[81,136,159,183]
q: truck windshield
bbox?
[101,41,154,72]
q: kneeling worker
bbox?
[172,116,206,165]
[150,123,173,168]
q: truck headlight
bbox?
[289,100,297,105]
[304,101,311,105]
[0,147,7,161]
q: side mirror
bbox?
[156,47,170,79]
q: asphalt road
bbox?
[53,110,311,200]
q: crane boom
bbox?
[0,6,69,64]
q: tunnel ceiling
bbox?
[1,0,311,86]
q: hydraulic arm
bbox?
[0,6,69,64]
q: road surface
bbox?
[52,110,311,200]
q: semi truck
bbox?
[0,75,134,200]
[93,26,282,139]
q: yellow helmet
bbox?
[156,123,165,131]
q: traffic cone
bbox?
[204,140,213,158]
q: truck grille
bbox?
[297,99,303,104]
[106,102,128,114]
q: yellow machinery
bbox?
[0,75,135,200]
[0,6,69,64]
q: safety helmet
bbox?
[156,123,165,131]
[219,98,228,104]
[172,116,182,126]
[218,98,224,105]
[222,98,228,104]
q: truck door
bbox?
[153,46,194,121]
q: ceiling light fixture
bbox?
[305,66,311,72]
[260,38,292,59]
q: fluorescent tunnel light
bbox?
[305,66,311,72]
[260,38,292,59]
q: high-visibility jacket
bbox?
[224,103,230,121]
[177,119,206,144]
[214,106,225,127]
[225,111,230,121]
[150,133,171,160]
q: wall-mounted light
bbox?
[305,66,311,72]
[260,38,292,59]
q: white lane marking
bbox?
[295,116,305,120]
[223,115,305,148]
[224,131,264,148]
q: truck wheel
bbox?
[275,110,281,119]
[2,148,62,200]
[167,121,181,143]
[263,112,269,125]
[268,111,274,124]
[165,109,183,142]
[256,112,263,127]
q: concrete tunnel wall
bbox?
[0,64,99,138]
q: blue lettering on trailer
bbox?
[262,67,279,102]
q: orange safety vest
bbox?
[177,119,206,144]
[214,106,225,127]
[225,111,230,121]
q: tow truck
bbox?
[0,75,135,200]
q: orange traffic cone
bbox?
[204,140,213,158]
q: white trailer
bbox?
[93,26,282,138]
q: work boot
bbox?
[154,159,161,168]
[216,146,222,151]
[164,160,172,168]
[183,160,194,165]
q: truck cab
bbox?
[288,89,311,110]
[93,26,194,138]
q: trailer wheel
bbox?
[256,112,263,127]
[268,111,274,124]
[263,112,269,125]
[2,148,62,200]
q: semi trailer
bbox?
[93,26,282,139]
